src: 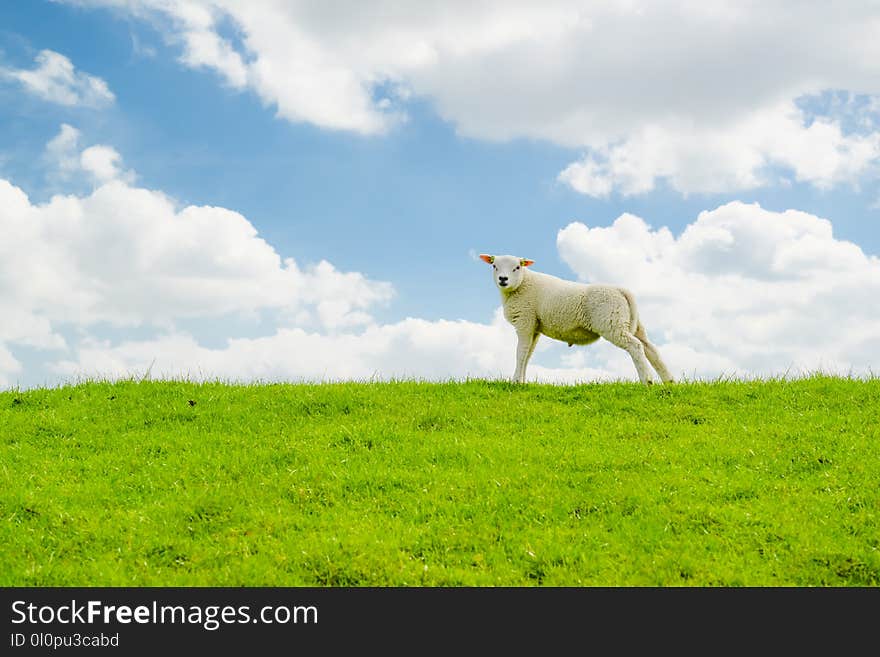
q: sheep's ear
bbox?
[520,259,535,267]
[479,254,495,264]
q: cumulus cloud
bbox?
[11,187,880,385]
[557,201,880,377]
[79,145,129,183]
[5,124,880,387]
[43,199,880,387]
[52,312,509,382]
[45,124,135,185]
[0,123,627,387]
[50,309,626,385]
[0,178,392,335]
[558,100,880,197]
[1,49,115,107]
[45,124,84,177]
[178,24,248,88]
[64,1,880,193]
[0,129,394,376]
[0,343,23,388]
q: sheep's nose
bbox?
[498,276,508,282]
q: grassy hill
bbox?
[1,377,878,586]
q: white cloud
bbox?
[65,1,880,193]
[557,201,880,377]
[6,125,880,387]
[79,145,129,183]
[178,25,248,88]
[0,343,23,388]
[44,200,880,387]
[1,49,114,107]
[50,308,629,384]
[0,130,394,369]
[45,124,135,185]
[0,177,393,334]
[45,124,84,177]
[558,100,880,197]
[51,312,509,382]
[0,125,629,387]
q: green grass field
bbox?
[1,376,878,586]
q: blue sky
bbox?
[1,1,879,388]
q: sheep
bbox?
[479,254,674,385]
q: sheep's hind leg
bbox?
[603,329,656,384]
[635,324,674,383]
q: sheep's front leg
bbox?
[513,329,539,383]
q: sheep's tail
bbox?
[619,287,640,333]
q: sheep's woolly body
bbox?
[502,271,636,347]
[488,260,674,384]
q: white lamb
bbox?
[479,254,673,385]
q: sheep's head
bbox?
[479,254,534,292]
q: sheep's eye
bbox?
[515,266,520,270]
[493,265,496,270]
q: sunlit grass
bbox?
[1,376,878,585]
